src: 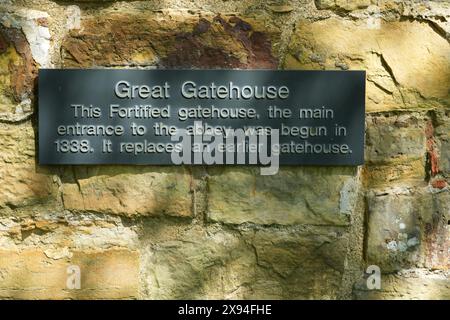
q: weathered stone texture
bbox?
[0,212,139,299]
[0,249,139,299]
[365,113,428,164]
[0,123,54,209]
[61,11,280,69]
[362,159,425,188]
[140,221,353,299]
[354,269,450,300]
[0,7,51,121]
[207,167,360,226]
[366,187,449,272]
[246,227,350,299]
[0,25,35,120]
[141,223,254,299]
[0,212,139,249]
[435,109,450,176]
[285,18,450,112]
[62,167,193,218]
[315,0,371,11]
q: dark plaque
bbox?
[38,69,365,166]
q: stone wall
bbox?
[0,0,448,299]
